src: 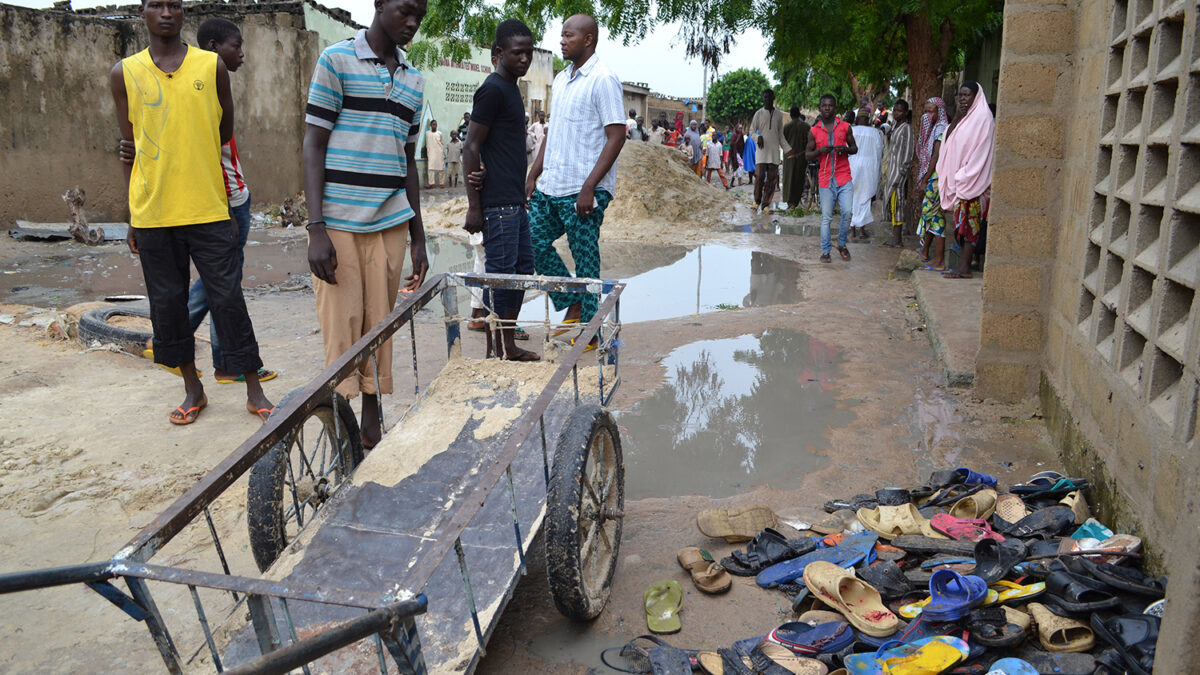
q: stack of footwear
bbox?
[612,471,1166,674]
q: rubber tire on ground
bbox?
[77,305,153,353]
[246,390,364,572]
[545,404,625,621]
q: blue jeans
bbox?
[188,194,252,372]
[819,180,853,255]
[481,204,534,318]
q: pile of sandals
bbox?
[606,468,1164,675]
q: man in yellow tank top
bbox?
[110,0,272,425]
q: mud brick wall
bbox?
[0,4,319,223]
[981,1,1200,667]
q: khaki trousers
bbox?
[313,225,408,398]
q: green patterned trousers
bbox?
[529,188,613,323]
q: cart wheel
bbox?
[247,391,364,572]
[545,404,624,621]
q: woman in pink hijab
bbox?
[937,81,995,279]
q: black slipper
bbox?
[857,560,911,599]
[911,469,964,500]
[891,534,977,556]
[1090,613,1158,675]
[600,635,699,674]
[1045,570,1122,613]
[1013,648,1096,675]
[927,483,985,508]
[964,606,1026,647]
[999,505,1075,539]
[823,493,877,513]
[722,528,816,576]
[973,538,1028,584]
[1076,558,1166,598]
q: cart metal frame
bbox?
[0,272,625,674]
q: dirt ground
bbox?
[0,176,1056,672]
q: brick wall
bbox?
[982,1,1200,666]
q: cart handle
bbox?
[0,561,114,594]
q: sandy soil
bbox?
[0,186,1056,672]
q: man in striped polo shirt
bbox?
[302,0,429,449]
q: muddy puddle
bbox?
[616,329,853,499]
[416,240,804,324]
[733,221,821,237]
[3,231,802,326]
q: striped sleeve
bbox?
[595,71,626,127]
[306,49,343,130]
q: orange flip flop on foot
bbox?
[247,404,275,422]
[169,397,208,426]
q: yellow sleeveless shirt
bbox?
[122,46,229,228]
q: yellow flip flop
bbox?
[145,348,203,379]
[990,579,1046,604]
[551,318,579,337]
[644,579,683,634]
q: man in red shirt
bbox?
[805,94,858,263]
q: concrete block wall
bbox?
[0,4,319,223]
[984,0,1200,667]
[975,0,1076,402]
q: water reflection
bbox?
[617,329,852,499]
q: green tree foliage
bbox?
[706,68,770,125]
[773,63,854,111]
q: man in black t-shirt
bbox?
[462,19,539,362]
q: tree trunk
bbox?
[902,10,952,232]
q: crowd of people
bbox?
[111,0,994,437]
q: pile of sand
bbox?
[422,141,747,243]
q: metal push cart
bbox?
[0,272,627,674]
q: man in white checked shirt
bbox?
[524,14,626,346]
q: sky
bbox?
[7,0,771,98]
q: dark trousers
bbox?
[755,162,779,207]
[481,204,534,318]
[135,220,263,374]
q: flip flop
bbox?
[954,467,998,487]
[842,636,967,675]
[972,538,1028,584]
[600,635,699,674]
[810,509,857,535]
[1044,571,1121,613]
[513,327,530,341]
[568,336,597,353]
[857,560,911,600]
[922,569,988,621]
[247,404,275,422]
[856,503,943,540]
[965,606,1028,647]
[917,265,943,271]
[1058,490,1090,524]
[824,494,878,513]
[997,506,1075,539]
[697,648,754,675]
[764,620,854,656]
[748,642,828,674]
[986,657,1038,675]
[929,514,1005,542]
[993,493,1030,528]
[168,397,207,426]
[899,588,999,619]
[678,547,732,593]
[723,529,817,575]
[989,579,1046,604]
[645,580,683,634]
[697,505,778,543]
[1090,613,1158,675]
[551,318,579,337]
[802,561,900,637]
[216,368,278,384]
[891,535,976,557]
[1028,602,1093,653]
[1012,648,1095,675]
[948,489,998,520]
[1073,558,1165,598]
[756,532,878,588]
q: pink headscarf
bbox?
[937,87,995,209]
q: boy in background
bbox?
[446,129,463,188]
[111,0,271,424]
